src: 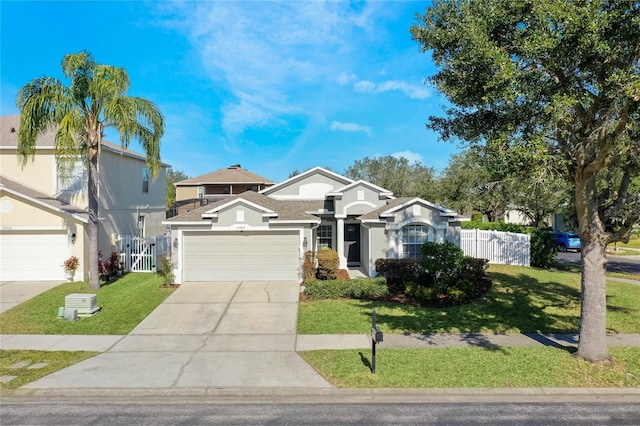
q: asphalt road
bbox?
[556,251,640,275]
[2,401,640,425]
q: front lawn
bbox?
[300,346,640,388]
[0,273,175,335]
[297,264,640,334]
[0,350,99,391]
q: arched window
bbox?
[402,224,431,259]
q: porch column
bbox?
[336,217,345,268]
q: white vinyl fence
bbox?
[460,229,530,266]
[116,234,171,272]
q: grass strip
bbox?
[300,346,640,388]
[298,265,640,334]
[0,350,99,390]
[0,273,175,335]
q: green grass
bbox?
[0,350,99,390]
[0,273,175,335]
[300,346,640,388]
[297,264,640,334]
[609,238,640,250]
[607,271,640,281]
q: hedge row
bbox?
[304,277,389,300]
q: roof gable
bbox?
[0,175,88,223]
[359,197,459,222]
[328,180,393,199]
[260,167,353,200]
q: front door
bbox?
[344,223,361,266]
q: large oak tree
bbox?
[411,0,640,361]
[17,51,164,289]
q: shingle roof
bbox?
[177,166,275,185]
[358,197,414,221]
[0,114,169,166]
[166,190,323,222]
[0,175,88,221]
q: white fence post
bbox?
[459,229,530,266]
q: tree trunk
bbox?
[575,173,609,362]
[87,149,100,290]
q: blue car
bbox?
[551,231,581,252]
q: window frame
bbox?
[316,224,333,250]
[402,224,431,259]
[142,167,150,193]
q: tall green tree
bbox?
[17,51,164,289]
[344,155,437,199]
[166,169,190,208]
[412,0,640,361]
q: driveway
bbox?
[23,281,331,389]
[0,281,65,313]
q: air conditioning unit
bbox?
[65,293,100,317]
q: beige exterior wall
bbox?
[176,185,198,201]
[0,148,57,194]
[0,191,89,280]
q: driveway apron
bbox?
[24,281,331,389]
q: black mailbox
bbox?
[371,325,383,344]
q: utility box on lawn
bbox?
[65,293,100,317]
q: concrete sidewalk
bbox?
[3,332,640,352]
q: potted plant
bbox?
[63,255,80,281]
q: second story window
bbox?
[197,186,204,198]
[142,167,150,193]
[57,157,87,193]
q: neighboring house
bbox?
[165,167,462,283]
[0,114,168,281]
[171,165,275,217]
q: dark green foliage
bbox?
[420,241,464,294]
[374,258,421,292]
[316,248,339,280]
[461,221,531,233]
[530,229,558,269]
[460,257,489,282]
[304,277,389,300]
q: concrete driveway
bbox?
[24,281,331,389]
[0,281,65,313]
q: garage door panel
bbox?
[183,231,300,282]
[0,232,69,281]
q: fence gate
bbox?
[116,235,171,273]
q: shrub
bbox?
[461,221,531,233]
[420,241,464,293]
[316,248,339,280]
[374,258,421,292]
[530,228,557,268]
[405,282,439,304]
[157,255,173,285]
[460,257,488,282]
[304,277,388,300]
[302,251,316,282]
[336,269,350,280]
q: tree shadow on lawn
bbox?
[369,272,582,335]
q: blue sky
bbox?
[1,1,458,182]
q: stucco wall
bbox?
[1,148,57,194]
[268,173,347,199]
[334,184,387,216]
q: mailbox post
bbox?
[371,310,383,373]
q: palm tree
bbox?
[16,51,164,289]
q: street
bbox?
[556,251,640,275]
[2,400,640,425]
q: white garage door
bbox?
[183,231,300,281]
[0,232,69,281]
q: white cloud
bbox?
[330,121,372,137]
[392,150,424,164]
[354,79,431,99]
[160,2,378,137]
[336,71,357,86]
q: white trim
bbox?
[341,200,377,216]
[387,216,449,231]
[328,179,393,198]
[0,225,68,231]
[380,197,458,217]
[202,198,277,217]
[0,186,88,223]
[259,166,353,195]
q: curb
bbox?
[3,387,640,403]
